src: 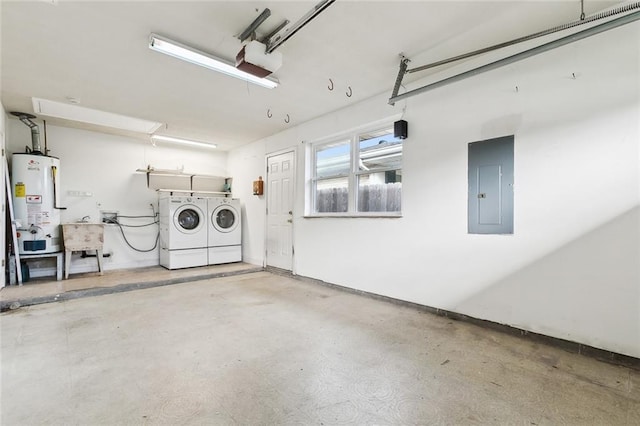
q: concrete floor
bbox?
[0,262,261,307]
[1,271,639,425]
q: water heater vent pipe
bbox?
[10,111,42,154]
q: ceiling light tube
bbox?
[149,33,279,89]
[151,134,217,149]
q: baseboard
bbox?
[284,271,640,371]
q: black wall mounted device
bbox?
[394,120,408,139]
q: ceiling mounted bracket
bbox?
[389,10,640,105]
[260,20,290,44]
[401,1,640,79]
[390,56,410,106]
[238,8,272,43]
[266,0,336,53]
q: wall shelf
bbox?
[156,189,230,196]
[136,166,232,195]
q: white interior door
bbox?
[266,151,294,270]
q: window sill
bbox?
[304,213,402,219]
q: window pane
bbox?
[357,171,402,212]
[315,177,348,213]
[358,129,403,171]
[316,140,351,178]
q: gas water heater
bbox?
[11,112,62,254]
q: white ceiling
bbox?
[1,0,618,150]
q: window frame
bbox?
[306,121,403,218]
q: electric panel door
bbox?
[468,135,514,234]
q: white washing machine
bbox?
[207,197,242,265]
[159,194,208,269]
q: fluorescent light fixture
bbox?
[151,134,217,149]
[32,97,163,134]
[149,33,279,89]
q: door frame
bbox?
[0,129,5,288]
[264,148,297,272]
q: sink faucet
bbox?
[80,215,90,223]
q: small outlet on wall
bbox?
[101,211,118,224]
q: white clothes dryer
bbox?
[207,197,242,264]
[159,194,208,269]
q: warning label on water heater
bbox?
[26,195,42,204]
[27,204,50,226]
[15,183,25,197]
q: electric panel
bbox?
[468,136,514,234]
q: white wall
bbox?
[6,122,227,274]
[230,23,640,357]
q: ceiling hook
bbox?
[284,114,290,124]
[328,78,334,91]
[346,86,352,97]
[267,109,273,118]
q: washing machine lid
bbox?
[173,204,205,234]
[212,204,239,233]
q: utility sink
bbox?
[61,223,105,279]
[62,223,104,249]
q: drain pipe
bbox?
[389,10,640,105]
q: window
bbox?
[314,139,350,213]
[310,124,403,216]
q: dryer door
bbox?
[212,205,239,233]
[174,205,205,234]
